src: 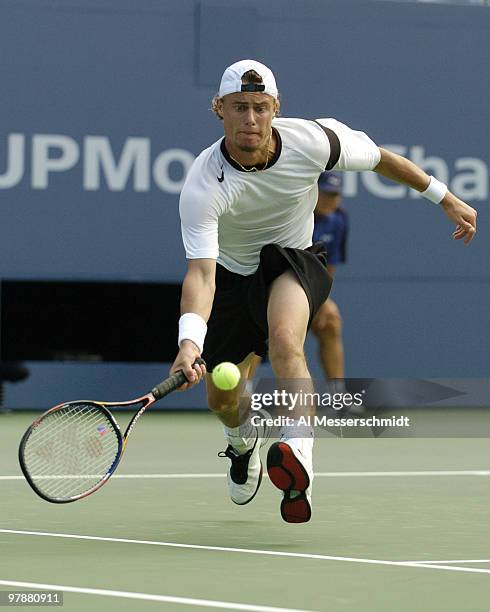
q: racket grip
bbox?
[151,358,206,400]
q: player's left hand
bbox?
[441,195,477,245]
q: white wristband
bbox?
[178,313,207,353]
[421,175,447,204]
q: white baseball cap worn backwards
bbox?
[218,59,278,99]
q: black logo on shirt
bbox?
[217,166,224,182]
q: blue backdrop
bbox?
[1,0,488,406]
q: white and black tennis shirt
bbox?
[179,118,380,275]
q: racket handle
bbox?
[151,358,206,400]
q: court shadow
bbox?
[144,519,323,550]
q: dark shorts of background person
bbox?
[204,243,332,371]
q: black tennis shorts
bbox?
[203,243,333,371]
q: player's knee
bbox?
[206,375,239,414]
[268,326,304,364]
[207,391,240,416]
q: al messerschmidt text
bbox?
[251,414,411,428]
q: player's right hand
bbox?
[170,342,206,391]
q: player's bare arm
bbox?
[170,258,216,387]
[374,147,477,244]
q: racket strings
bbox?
[22,404,121,500]
[26,415,118,498]
[30,406,112,468]
[29,406,103,463]
[27,407,114,478]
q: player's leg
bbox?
[267,270,311,378]
[311,298,344,379]
[266,270,315,523]
[246,353,262,387]
[206,351,257,428]
[209,352,269,505]
[203,261,273,505]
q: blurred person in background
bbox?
[311,171,347,386]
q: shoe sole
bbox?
[232,462,263,506]
[267,442,311,523]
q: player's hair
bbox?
[211,69,281,120]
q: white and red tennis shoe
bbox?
[267,436,314,523]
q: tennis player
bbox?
[171,59,477,523]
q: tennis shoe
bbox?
[218,417,272,505]
[266,437,313,523]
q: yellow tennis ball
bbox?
[212,362,241,391]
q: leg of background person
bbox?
[311,298,344,379]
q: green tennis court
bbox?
[2,411,490,611]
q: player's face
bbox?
[220,93,277,153]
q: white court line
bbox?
[311,470,490,478]
[3,470,490,481]
[0,473,224,481]
[0,580,312,612]
[2,529,490,576]
[404,559,490,565]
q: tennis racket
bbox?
[18,358,205,504]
